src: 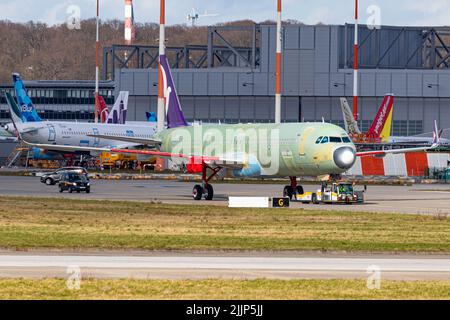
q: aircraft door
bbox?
[47,124,56,142]
[298,127,314,156]
[92,128,100,147]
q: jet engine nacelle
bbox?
[4,123,15,134]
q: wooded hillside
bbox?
[0,19,304,84]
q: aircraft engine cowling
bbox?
[232,154,262,178]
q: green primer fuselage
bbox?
[157,122,356,177]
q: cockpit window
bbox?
[315,137,323,144]
[320,136,329,144]
[329,137,342,143]
[342,137,351,143]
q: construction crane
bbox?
[187,8,219,26]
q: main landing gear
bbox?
[192,164,222,201]
[283,176,304,201]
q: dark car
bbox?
[58,172,91,193]
[40,167,88,185]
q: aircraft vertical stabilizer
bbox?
[99,96,109,123]
[160,54,188,129]
[367,94,394,142]
[340,98,361,134]
[106,91,129,124]
[12,73,42,122]
[5,92,23,125]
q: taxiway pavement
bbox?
[0,176,449,214]
[0,251,449,280]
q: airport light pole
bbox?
[275,0,282,124]
[94,0,100,123]
[157,0,166,132]
[353,0,359,121]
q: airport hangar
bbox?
[2,23,450,163]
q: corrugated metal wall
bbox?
[115,24,450,131]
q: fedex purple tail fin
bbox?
[159,55,188,128]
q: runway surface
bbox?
[0,252,449,280]
[0,176,449,214]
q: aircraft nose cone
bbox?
[333,147,356,170]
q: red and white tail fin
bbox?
[367,94,394,142]
[99,96,109,123]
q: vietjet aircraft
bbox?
[340,95,450,146]
[22,55,440,201]
[4,74,157,156]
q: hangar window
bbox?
[409,120,423,136]
[393,120,408,136]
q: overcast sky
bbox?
[0,0,449,27]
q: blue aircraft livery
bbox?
[13,73,42,122]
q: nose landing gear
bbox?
[283,176,304,200]
[192,164,222,201]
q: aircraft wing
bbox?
[0,136,18,142]
[21,139,244,169]
[110,148,245,169]
[357,145,438,158]
[22,141,110,153]
[86,134,161,146]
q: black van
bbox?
[58,171,91,193]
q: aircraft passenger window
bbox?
[315,137,323,144]
[320,137,329,144]
[342,137,351,143]
[330,137,342,143]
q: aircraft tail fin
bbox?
[340,97,361,134]
[12,73,42,122]
[160,54,188,128]
[367,94,394,142]
[146,112,157,123]
[4,92,24,140]
[432,120,441,146]
[5,92,24,125]
[106,91,129,124]
[99,96,109,123]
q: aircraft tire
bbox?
[204,184,214,201]
[296,186,304,196]
[312,193,319,205]
[193,185,203,201]
[283,186,294,200]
